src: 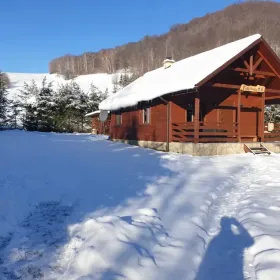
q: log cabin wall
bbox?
[110,99,168,142]
[92,116,99,130]
[169,92,197,123]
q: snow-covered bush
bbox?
[265,105,280,123]
[0,72,9,126]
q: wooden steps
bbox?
[244,144,271,155]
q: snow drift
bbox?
[0,131,280,279]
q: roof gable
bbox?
[100,34,262,111]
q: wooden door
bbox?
[240,108,258,141]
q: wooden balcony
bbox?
[264,123,280,142]
[172,122,239,143]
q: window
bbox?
[186,104,204,122]
[186,109,193,122]
[143,107,151,124]
[186,104,194,122]
[116,112,122,125]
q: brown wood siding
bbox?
[170,93,196,123]
[200,87,262,139]
[110,100,168,142]
[92,116,99,130]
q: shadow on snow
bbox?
[0,131,253,279]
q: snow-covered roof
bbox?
[100,34,262,111]
[85,110,100,117]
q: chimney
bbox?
[163,57,175,69]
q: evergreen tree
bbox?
[0,72,9,126]
[115,72,138,92]
[88,84,102,112]
[36,78,55,132]
[5,76,109,133]
[265,105,280,123]
[55,83,76,132]
[70,82,88,131]
[119,73,131,88]
[8,98,22,129]
[23,104,38,131]
[103,88,109,100]
[19,80,39,127]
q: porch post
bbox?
[166,101,171,152]
[260,91,265,142]
[237,90,241,142]
[194,93,200,144]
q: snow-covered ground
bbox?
[6,72,119,101]
[0,131,280,279]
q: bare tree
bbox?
[49,1,280,77]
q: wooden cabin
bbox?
[99,34,280,155]
[85,110,111,135]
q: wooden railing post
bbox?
[237,90,241,142]
[260,91,265,142]
[194,95,200,143]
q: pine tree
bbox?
[265,105,280,123]
[55,83,76,132]
[103,88,109,100]
[70,82,88,131]
[88,84,102,112]
[8,98,22,129]
[0,72,9,126]
[36,78,55,132]
[23,104,38,131]
[19,80,39,127]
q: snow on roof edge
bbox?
[99,34,262,111]
[85,110,100,117]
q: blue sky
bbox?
[1,0,242,73]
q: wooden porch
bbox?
[169,40,280,144]
[171,121,280,143]
[264,123,280,142]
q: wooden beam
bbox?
[243,59,250,71]
[255,74,266,79]
[240,72,265,79]
[250,55,254,76]
[194,95,200,144]
[212,83,239,90]
[265,96,280,100]
[260,90,265,142]
[253,57,263,71]
[232,67,276,77]
[257,51,280,79]
[237,90,241,142]
[211,83,280,94]
[265,88,280,94]
[168,101,172,151]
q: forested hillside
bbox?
[49,1,280,77]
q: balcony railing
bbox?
[172,122,239,143]
[264,123,280,142]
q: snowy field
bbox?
[0,131,280,280]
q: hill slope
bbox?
[49,1,280,77]
[7,72,119,101]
